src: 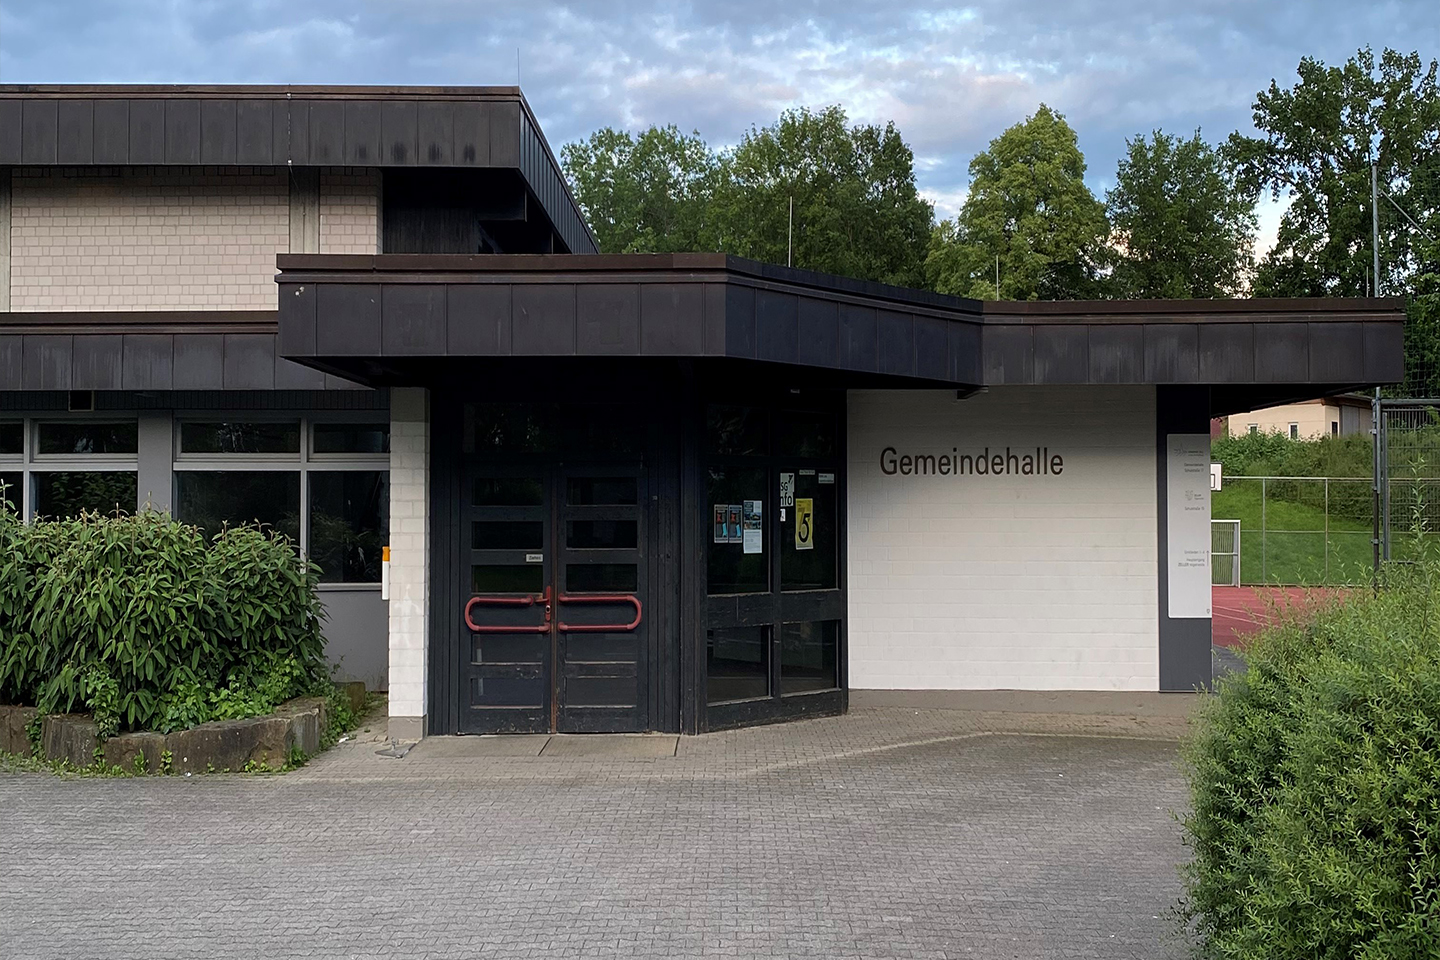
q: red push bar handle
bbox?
[464,587,551,633]
[556,593,643,633]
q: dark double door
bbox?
[461,460,650,734]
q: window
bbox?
[34,472,138,519]
[173,417,389,582]
[180,421,300,455]
[36,421,137,456]
[781,469,837,591]
[1289,423,1299,439]
[313,423,390,456]
[309,471,388,583]
[176,471,300,541]
[27,419,140,518]
[1247,424,1258,434]
[706,465,769,595]
[707,626,770,704]
[780,620,839,694]
[1331,421,1339,436]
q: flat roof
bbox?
[0,84,595,255]
[271,253,1405,405]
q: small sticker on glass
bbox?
[818,472,835,484]
[525,553,543,563]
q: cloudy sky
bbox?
[1,0,1436,237]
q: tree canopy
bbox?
[559,125,718,255]
[1226,46,1440,393]
[924,105,1109,301]
[561,107,932,287]
[1105,130,1257,299]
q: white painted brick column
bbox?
[387,388,430,739]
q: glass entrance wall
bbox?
[701,390,846,729]
[427,372,843,736]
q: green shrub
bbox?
[1181,563,1440,957]
[0,508,326,733]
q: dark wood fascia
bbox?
[0,310,278,335]
[274,255,1405,327]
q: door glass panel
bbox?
[707,626,770,703]
[472,564,545,594]
[706,465,768,595]
[470,677,544,707]
[567,520,638,549]
[37,422,138,455]
[565,676,635,707]
[471,520,544,550]
[780,620,839,694]
[467,404,642,456]
[34,472,137,519]
[707,405,767,457]
[472,477,544,506]
[566,563,638,593]
[472,634,545,663]
[776,410,837,459]
[567,477,637,505]
[781,469,838,590]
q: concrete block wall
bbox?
[847,386,1160,691]
[387,387,430,738]
[319,167,381,255]
[9,167,289,311]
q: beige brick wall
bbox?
[9,166,290,311]
[319,167,380,254]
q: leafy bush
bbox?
[0,509,327,733]
[1181,562,1440,957]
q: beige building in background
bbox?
[1227,395,1372,439]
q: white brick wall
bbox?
[847,386,1159,691]
[387,388,430,732]
[9,167,289,311]
[319,167,380,254]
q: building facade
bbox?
[0,85,1407,738]
[1227,395,1372,439]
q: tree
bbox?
[560,125,719,254]
[1227,48,1440,395]
[561,107,934,287]
[1106,130,1257,298]
[713,107,934,287]
[1227,47,1440,302]
[926,105,1109,301]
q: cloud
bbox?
[0,0,1434,220]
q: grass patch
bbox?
[1212,483,1372,585]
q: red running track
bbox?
[1212,585,1349,648]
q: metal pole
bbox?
[1372,162,1381,295]
[1262,477,1267,584]
[787,196,793,268]
[1373,393,1381,588]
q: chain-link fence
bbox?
[1378,399,1440,563]
[1211,476,1374,585]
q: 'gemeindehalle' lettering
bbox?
[879,446,1065,477]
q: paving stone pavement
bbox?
[0,707,1195,959]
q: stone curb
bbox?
[2,695,333,773]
